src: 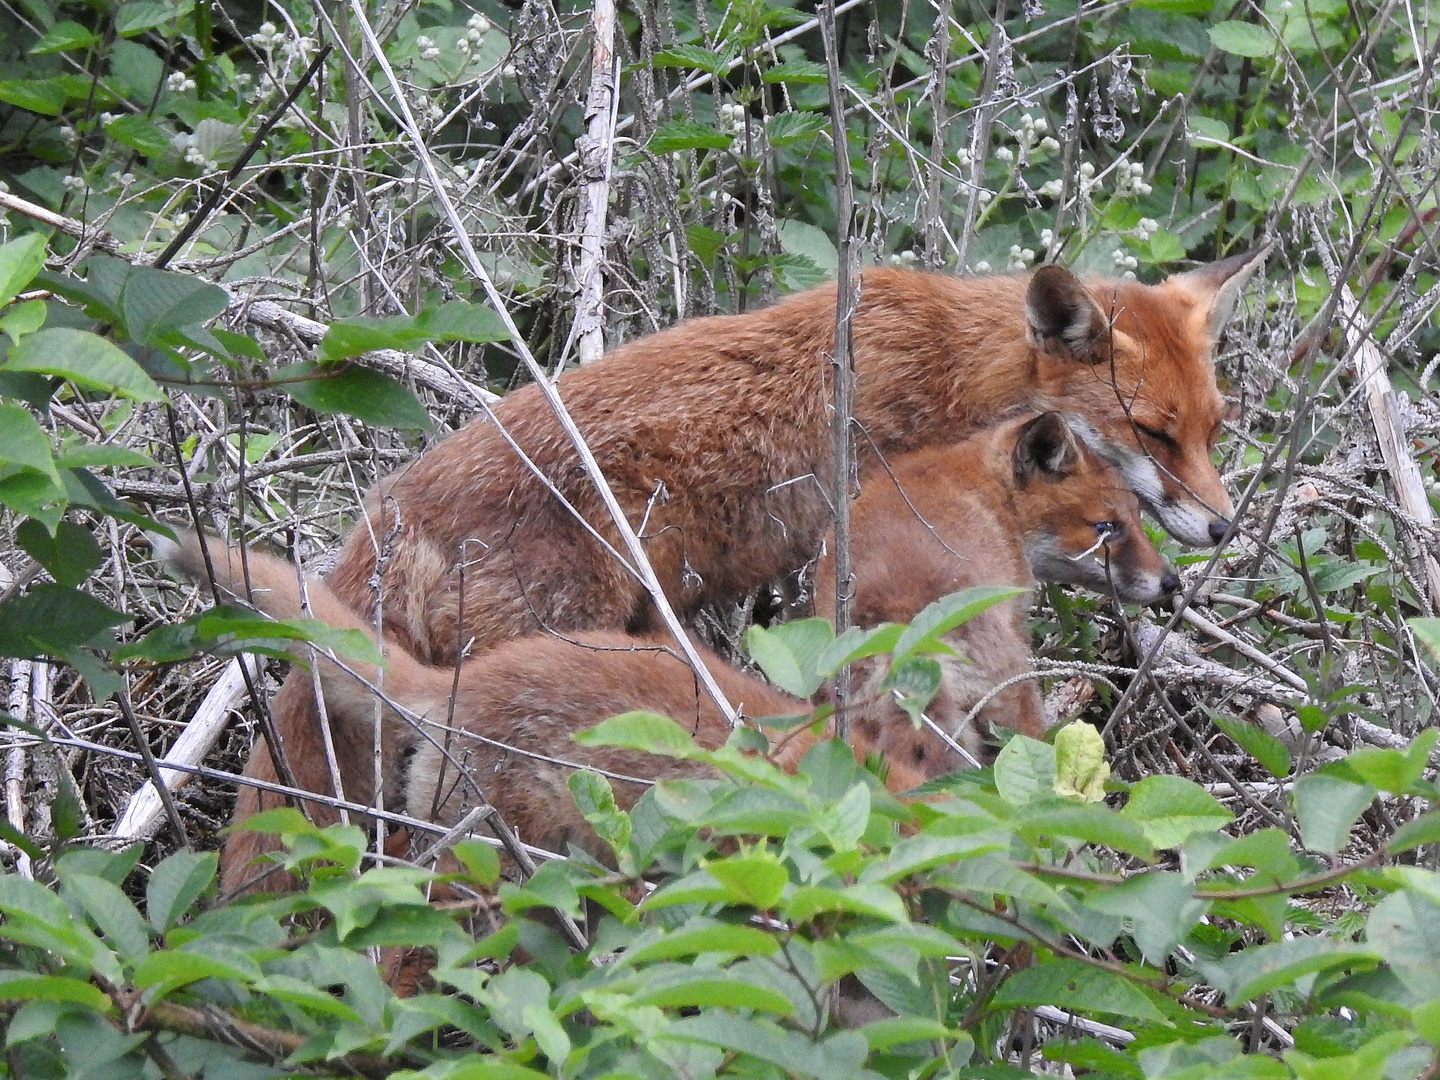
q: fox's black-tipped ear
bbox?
[1171,241,1273,341]
[1025,265,1111,363]
[1013,412,1081,484]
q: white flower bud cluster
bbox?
[1039,228,1054,249]
[974,260,992,273]
[173,132,218,171]
[1134,217,1159,241]
[888,249,919,266]
[1008,244,1036,271]
[718,102,754,137]
[1114,159,1152,196]
[1038,178,1064,199]
[415,35,441,60]
[166,72,197,93]
[248,22,281,48]
[62,174,88,192]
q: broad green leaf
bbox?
[1053,720,1109,801]
[103,115,173,156]
[59,871,151,964]
[568,770,630,856]
[256,973,366,1021]
[745,618,833,696]
[858,1015,967,1051]
[1285,1031,1420,1080]
[116,1,181,36]
[766,112,827,146]
[893,586,1025,660]
[0,583,131,657]
[993,735,1055,808]
[1309,559,1381,593]
[705,850,787,909]
[5,328,164,401]
[1366,890,1440,997]
[621,920,779,965]
[783,883,908,924]
[275,361,431,430]
[1411,618,1440,663]
[318,315,428,361]
[0,78,69,115]
[880,654,941,725]
[0,404,60,481]
[574,710,700,756]
[1083,871,1205,963]
[53,444,156,470]
[776,219,838,278]
[989,958,1168,1022]
[416,300,510,343]
[1121,774,1232,848]
[119,267,228,346]
[30,20,102,53]
[667,1012,865,1079]
[451,840,501,887]
[816,781,869,851]
[651,44,728,73]
[633,975,795,1014]
[762,59,829,84]
[1208,20,1278,57]
[1210,711,1292,779]
[1293,774,1374,855]
[0,972,110,1012]
[1014,801,1156,860]
[1198,935,1378,1003]
[0,234,47,307]
[1389,809,1440,854]
[647,120,734,154]
[1,298,46,345]
[16,519,102,587]
[131,949,255,998]
[862,831,1006,884]
[146,849,217,933]
[814,622,905,674]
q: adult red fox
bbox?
[231,254,1263,880]
[816,411,1175,771]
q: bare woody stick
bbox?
[575,0,618,365]
[819,0,859,736]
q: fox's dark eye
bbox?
[1134,421,1178,449]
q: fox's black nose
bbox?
[1208,518,1231,544]
[1160,570,1181,596]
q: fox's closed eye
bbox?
[1134,421,1178,448]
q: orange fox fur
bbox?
[232,253,1264,883]
[815,412,1174,772]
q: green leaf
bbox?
[647,120,734,154]
[568,770,630,857]
[5,328,164,401]
[1,298,47,345]
[1367,890,1440,997]
[131,949,255,999]
[1199,935,1378,1004]
[0,584,132,657]
[993,735,1056,808]
[745,618,833,697]
[1083,870,1205,963]
[651,44,728,73]
[0,404,59,481]
[1210,711,1292,779]
[1014,801,1157,860]
[31,20,101,53]
[451,840,501,887]
[783,883,908,924]
[989,958,1168,1022]
[0,972,111,1012]
[1309,559,1381,593]
[1293,775,1374,855]
[858,1015,965,1051]
[619,921,780,965]
[765,112,828,147]
[880,654,942,725]
[103,114,173,156]
[893,586,1025,661]
[0,78,69,115]
[0,234,47,307]
[1208,20,1278,57]
[776,219,838,277]
[1121,774,1233,848]
[146,850,216,933]
[120,267,228,346]
[667,1012,864,1078]
[275,361,432,430]
[16,519,102,587]
[863,831,1006,884]
[1337,744,1430,795]
[1053,720,1110,802]
[685,224,726,265]
[1389,809,1440,854]
[115,1,182,37]
[573,710,701,756]
[1411,618,1440,663]
[705,850,788,909]
[416,300,510,343]
[633,975,795,1014]
[761,59,829,84]
[59,871,152,964]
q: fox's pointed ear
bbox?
[1171,241,1273,341]
[1025,265,1110,364]
[1013,412,1081,484]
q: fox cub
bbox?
[816,411,1175,771]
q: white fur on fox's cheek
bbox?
[1151,500,1219,547]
